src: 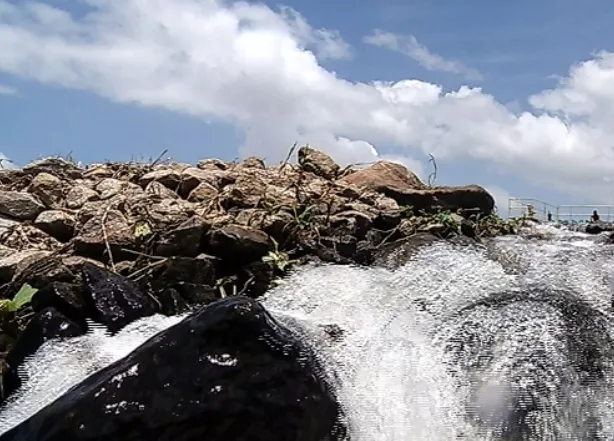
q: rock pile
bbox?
[0,146,514,407]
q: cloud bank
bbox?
[1,0,614,202]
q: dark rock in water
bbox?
[0,296,346,441]
[586,223,605,234]
[448,288,613,440]
[1,307,85,409]
[81,262,158,333]
[30,282,88,329]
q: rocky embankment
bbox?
[0,146,515,409]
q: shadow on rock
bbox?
[0,296,347,441]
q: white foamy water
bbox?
[2,226,614,440]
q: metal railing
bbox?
[507,198,614,224]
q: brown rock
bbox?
[139,169,183,191]
[22,157,83,180]
[0,250,51,284]
[187,182,218,203]
[96,178,143,200]
[146,199,197,230]
[220,169,296,209]
[34,210,76,242]
[73,209,135,258]
[144,181,179,200]
[241,157,266,169]
[196,158,229,171]
[179,167,232,198]
[65,185,99,209]
[206,224,271,262]
[339,161,425,201]
[0,224,62,251]
[28,172,64,208]
[83,164,115,180]
[155,216,208,257]
[0,190,45,220]
[298,146,340,180]
[233,209,295,244]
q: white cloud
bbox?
[0,84,17,95]
[1,1,614,203]
[363,29,483,81]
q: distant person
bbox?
[591,210,600,222]
[547,211,552,222]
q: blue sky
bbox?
[1,0,614,217]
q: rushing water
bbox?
[2,225,614,440]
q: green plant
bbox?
[262,237,297,272]
[400,205,414,218]
[0,283,39,315]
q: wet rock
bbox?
[81,262,158,333]
[0,191,45,221]
[33,210,75,242]
[298,146,339,180]
[372,233,442,269]
[154,255,217,291]
[30,282,89,327]
[156,287,189,316]
[65,185,98,209]
[586,223,610,235]
[5,307,85,371]
[206,224,271,263]
[27,173,64,208]
[0,296,346,441]
[1,307,85,407]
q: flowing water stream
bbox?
[2,225,614,440]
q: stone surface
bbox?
[27,173,64,208]
[80,262,158,333]
[65,185,98,209]
[0,296,347,441]
[339,161,425,197]
[298,146,340,180]
[0,191,45,221]
[33,210,75,242]
[206,224,271,262]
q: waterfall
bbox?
[2,225,614,440]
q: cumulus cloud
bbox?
[0,84,17,95]
[1,0,614,202]
[363,29,483,81]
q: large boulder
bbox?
[339,162,494,214]
[0,296,347,441]
[339,161,425,197]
